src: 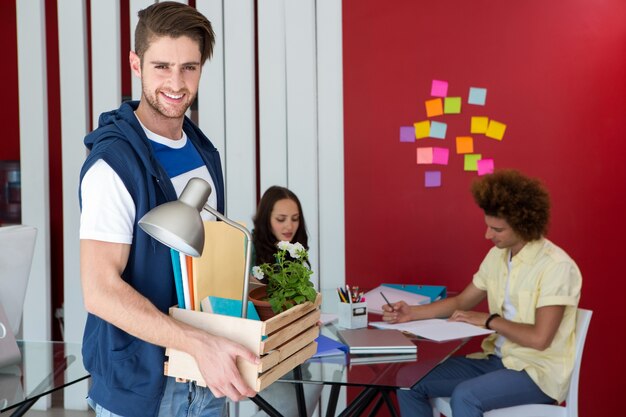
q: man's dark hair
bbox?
[471,170,550,241]
[252,186,309,267]
[135,1,215,65]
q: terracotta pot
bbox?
[248,286,277,321]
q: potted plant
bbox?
[249,241,317,320]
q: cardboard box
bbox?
[164,293,321,392]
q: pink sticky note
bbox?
[425,171,441,187]
[477,159,495,176]
[431,80,449,97]
[417,147,433,164]
[432,147,449,165]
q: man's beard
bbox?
[143,86,195,119]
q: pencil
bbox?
[380,291,394,312]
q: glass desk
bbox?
[255,321,469,417]
[0,341,89,416]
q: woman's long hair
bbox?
[252,186,308,266]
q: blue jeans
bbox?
[88,377,226,417]
[397,355,555,417]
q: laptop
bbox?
[337,328,417,354]
[0,302,21,368]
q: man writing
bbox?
[79,3,257,416]
[383,170,582,417]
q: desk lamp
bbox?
[138,177,253,318]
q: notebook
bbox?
[337,328,417,354]
[0,302,21,369]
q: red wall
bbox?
[343,1,626,415]
[0,1,20,161]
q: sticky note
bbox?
[456,136,474,154]
[429,121,447,139]
[432,147,449,165]
[431,80,448,97]
[444,97,462,114]
[471,117,489,134]
[425,98,444,117]
[417,147,433,164]
[468,87,487,105]
[477,158,495,176]
[400,126,415,142]
[414,121,430,139]
[486,120,507,140]
[464,154,482,171]
[425,171,442,187]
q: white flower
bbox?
[252,266,264,280]
[289,242,305,259]
[277,241,291,251]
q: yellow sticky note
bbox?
[486,120,507,140]
[471,117,489,134]
[464,154,482,171]
[456,136,474,154]
[425,99,443,117]
[414,121,430,139]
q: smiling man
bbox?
[78,3,258,417]
[382,170,582,417]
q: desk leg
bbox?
[337,387,378,417]
[293,366,307,417]
[325,385,341,417]
[249,394,283,417]
[381,390,399,417]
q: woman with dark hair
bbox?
[252,185,308,269]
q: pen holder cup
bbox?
[338,301,367,329]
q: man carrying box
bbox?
[79,3,258,416]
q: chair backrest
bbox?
[0,225,37,335]
[565,308,592,417]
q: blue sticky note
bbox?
[400,126,415,142]
[429,121,447,139]
[468,87,487,105]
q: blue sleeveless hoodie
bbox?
[79,101,225,417]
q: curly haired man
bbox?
[383,170,582,417]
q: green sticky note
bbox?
[444,97,462,114]
[464,154,482,171]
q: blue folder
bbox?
[382,284,446,302]
[170,249,185,309]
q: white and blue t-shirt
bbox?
[80,115,217,244]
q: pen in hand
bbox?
[380,291,394,312]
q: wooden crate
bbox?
[164,293,322,392]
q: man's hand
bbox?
[193,333,260,401]
[448,310,490,327]
[382,300,413,323]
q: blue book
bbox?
[202,296,261,321]
[382,283,446,302]
[313,334,348,358]
[170,249,185,309]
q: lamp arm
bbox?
[202,204,253,319]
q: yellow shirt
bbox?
[470,238,582,403]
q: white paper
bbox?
[369,318,494,342]
[363,285,430,314]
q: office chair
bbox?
[431,308,593,417]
